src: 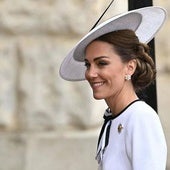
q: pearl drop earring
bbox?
[125,75,131,81]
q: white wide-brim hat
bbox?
[60,6,166,81]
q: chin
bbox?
[93,94,105,100]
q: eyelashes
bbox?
[84,60,109,69]
[98,61,109,66]
[84,62,90,69]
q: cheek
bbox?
[108,67,125,82]
[85,70,89,80]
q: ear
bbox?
[125,59,137,75]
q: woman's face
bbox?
[85,40,131,100]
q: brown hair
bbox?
[95,29,156,92]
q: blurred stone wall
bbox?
[0,0,169,170]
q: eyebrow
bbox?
[84,56,109,62]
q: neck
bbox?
[105,87,138,116]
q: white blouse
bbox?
[96,100,167,170]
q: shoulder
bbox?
[125,101,164,134]
[125,101,167,169]
[127,100,159,122]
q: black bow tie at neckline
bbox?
[96,109,113,164]
[97,108,113,148]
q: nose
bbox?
[85,66,98,80]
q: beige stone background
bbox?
[0,0,169,170]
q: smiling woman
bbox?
[59,7,167,170]
[92,29,156,92]
[84,40,131,102]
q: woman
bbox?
[60,7,167,170]
[85,29,167,170]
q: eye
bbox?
[84,61,90,69]
[97,60,108,66]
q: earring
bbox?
[125,74,131,81]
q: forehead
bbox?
[86,40,113,54]
[85,40,118,60]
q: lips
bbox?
[90,81,105,89]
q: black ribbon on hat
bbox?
[90,0,115,31]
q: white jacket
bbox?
[96,100,167,170]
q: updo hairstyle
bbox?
[95,29,156,92]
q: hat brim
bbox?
[60,6,166,81]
